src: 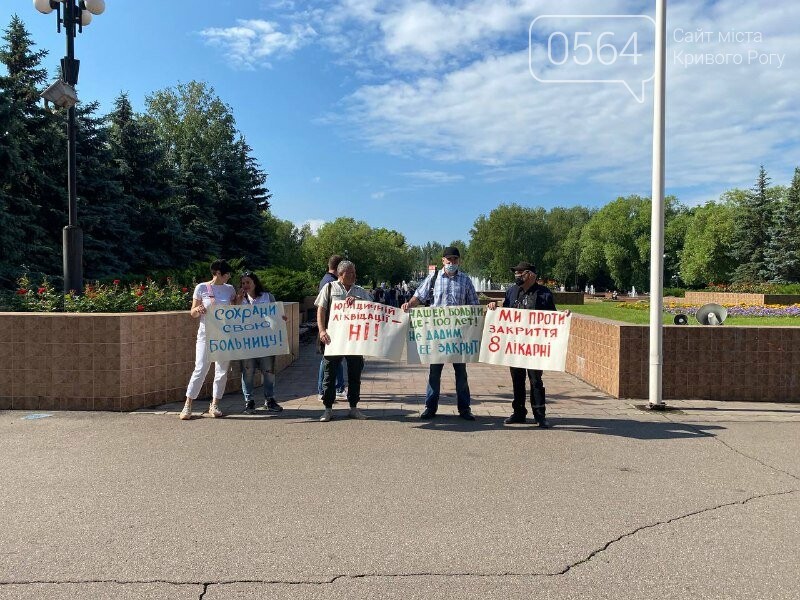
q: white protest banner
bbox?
[205,302,290,362]
[325,300,408,361]
[406,305,485,364]
[479,308,571,371]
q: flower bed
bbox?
[5,275,191,313]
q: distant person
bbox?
[402,246,479,420]
[387,285,397,307]
[181,259,236,420]
[237,270,285,414]
[317,255,346,402]
[487,262,569,428]
[316,260,373,422]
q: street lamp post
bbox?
[33,0,106,293]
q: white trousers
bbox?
[185,330,230,400]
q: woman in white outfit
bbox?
[180,259,237,420]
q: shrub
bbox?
[663,287,686,297]
[256,267,317,302]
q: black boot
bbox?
[532,387,549,428]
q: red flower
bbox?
[136,304,145,312]
[135,289,143,296]
[181,287,188,293]
[37,287,46,295]
[17,289,27,295]
[113,279,120,285]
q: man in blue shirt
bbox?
[402,246,479,420]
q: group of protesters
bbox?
[372,282,413,307]
[181,248,565,427]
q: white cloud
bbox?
[300,218,327,234]
[404,170,464,184]
[371,191,386,199]
[335,0,800,195]
[200,19,316,69]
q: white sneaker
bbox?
[208,402,223,418]
[336,389,347,400]
[318,393,324,402]
[349,407,367,420]
[320,408,333,422]
[179,400,193,420]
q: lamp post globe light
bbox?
[33,0,106,294]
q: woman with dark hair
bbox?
[181,259,236,420]
[238,270,284,414]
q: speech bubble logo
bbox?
[529,15,656,103]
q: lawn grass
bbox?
[561,303,800,326]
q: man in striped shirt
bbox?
[402,246,479,420]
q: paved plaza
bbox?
[1,340,798,599]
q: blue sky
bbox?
[4,1,799,246]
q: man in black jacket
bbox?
[487,261,563,428]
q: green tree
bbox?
[145,81,270,266]
[731,166,776,283]
[679,201,737,287]
[216,138,271,265]
[369,228,415,284]
[468,204,551,282]
[409,242,445,277]
[764,167,800,283]
[578,195,652,290]
[542,206,593,289]
[75,102,136,279]
[0,15,62,282]
[262,213,309,271]
[301,217,413,286]
[664,203,693,287]
[108,92,180,272]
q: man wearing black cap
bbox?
[402,246,480,420]
[487,262,563,428]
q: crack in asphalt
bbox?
[670,417,800,482]
[2,488,796,594]
[556,488,797,576]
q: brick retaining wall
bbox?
[566,314,800,402]
[0,303,299,411]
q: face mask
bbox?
[444,264,458,274]
[514,276,525,286]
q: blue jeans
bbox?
[317,358,345,395]
[425,363,471,413]
[241,356,275,403]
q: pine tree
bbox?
[108,93,181,272]
[215,137,271,265]
[74,102,135,279]
[764,167,800,282]
[145,81,271,267]
[731,166,774,283]
[0,15,63,283]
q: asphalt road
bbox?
[0,408,797,600]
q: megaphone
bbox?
[673,314,688,325]
[696,303,727,325]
